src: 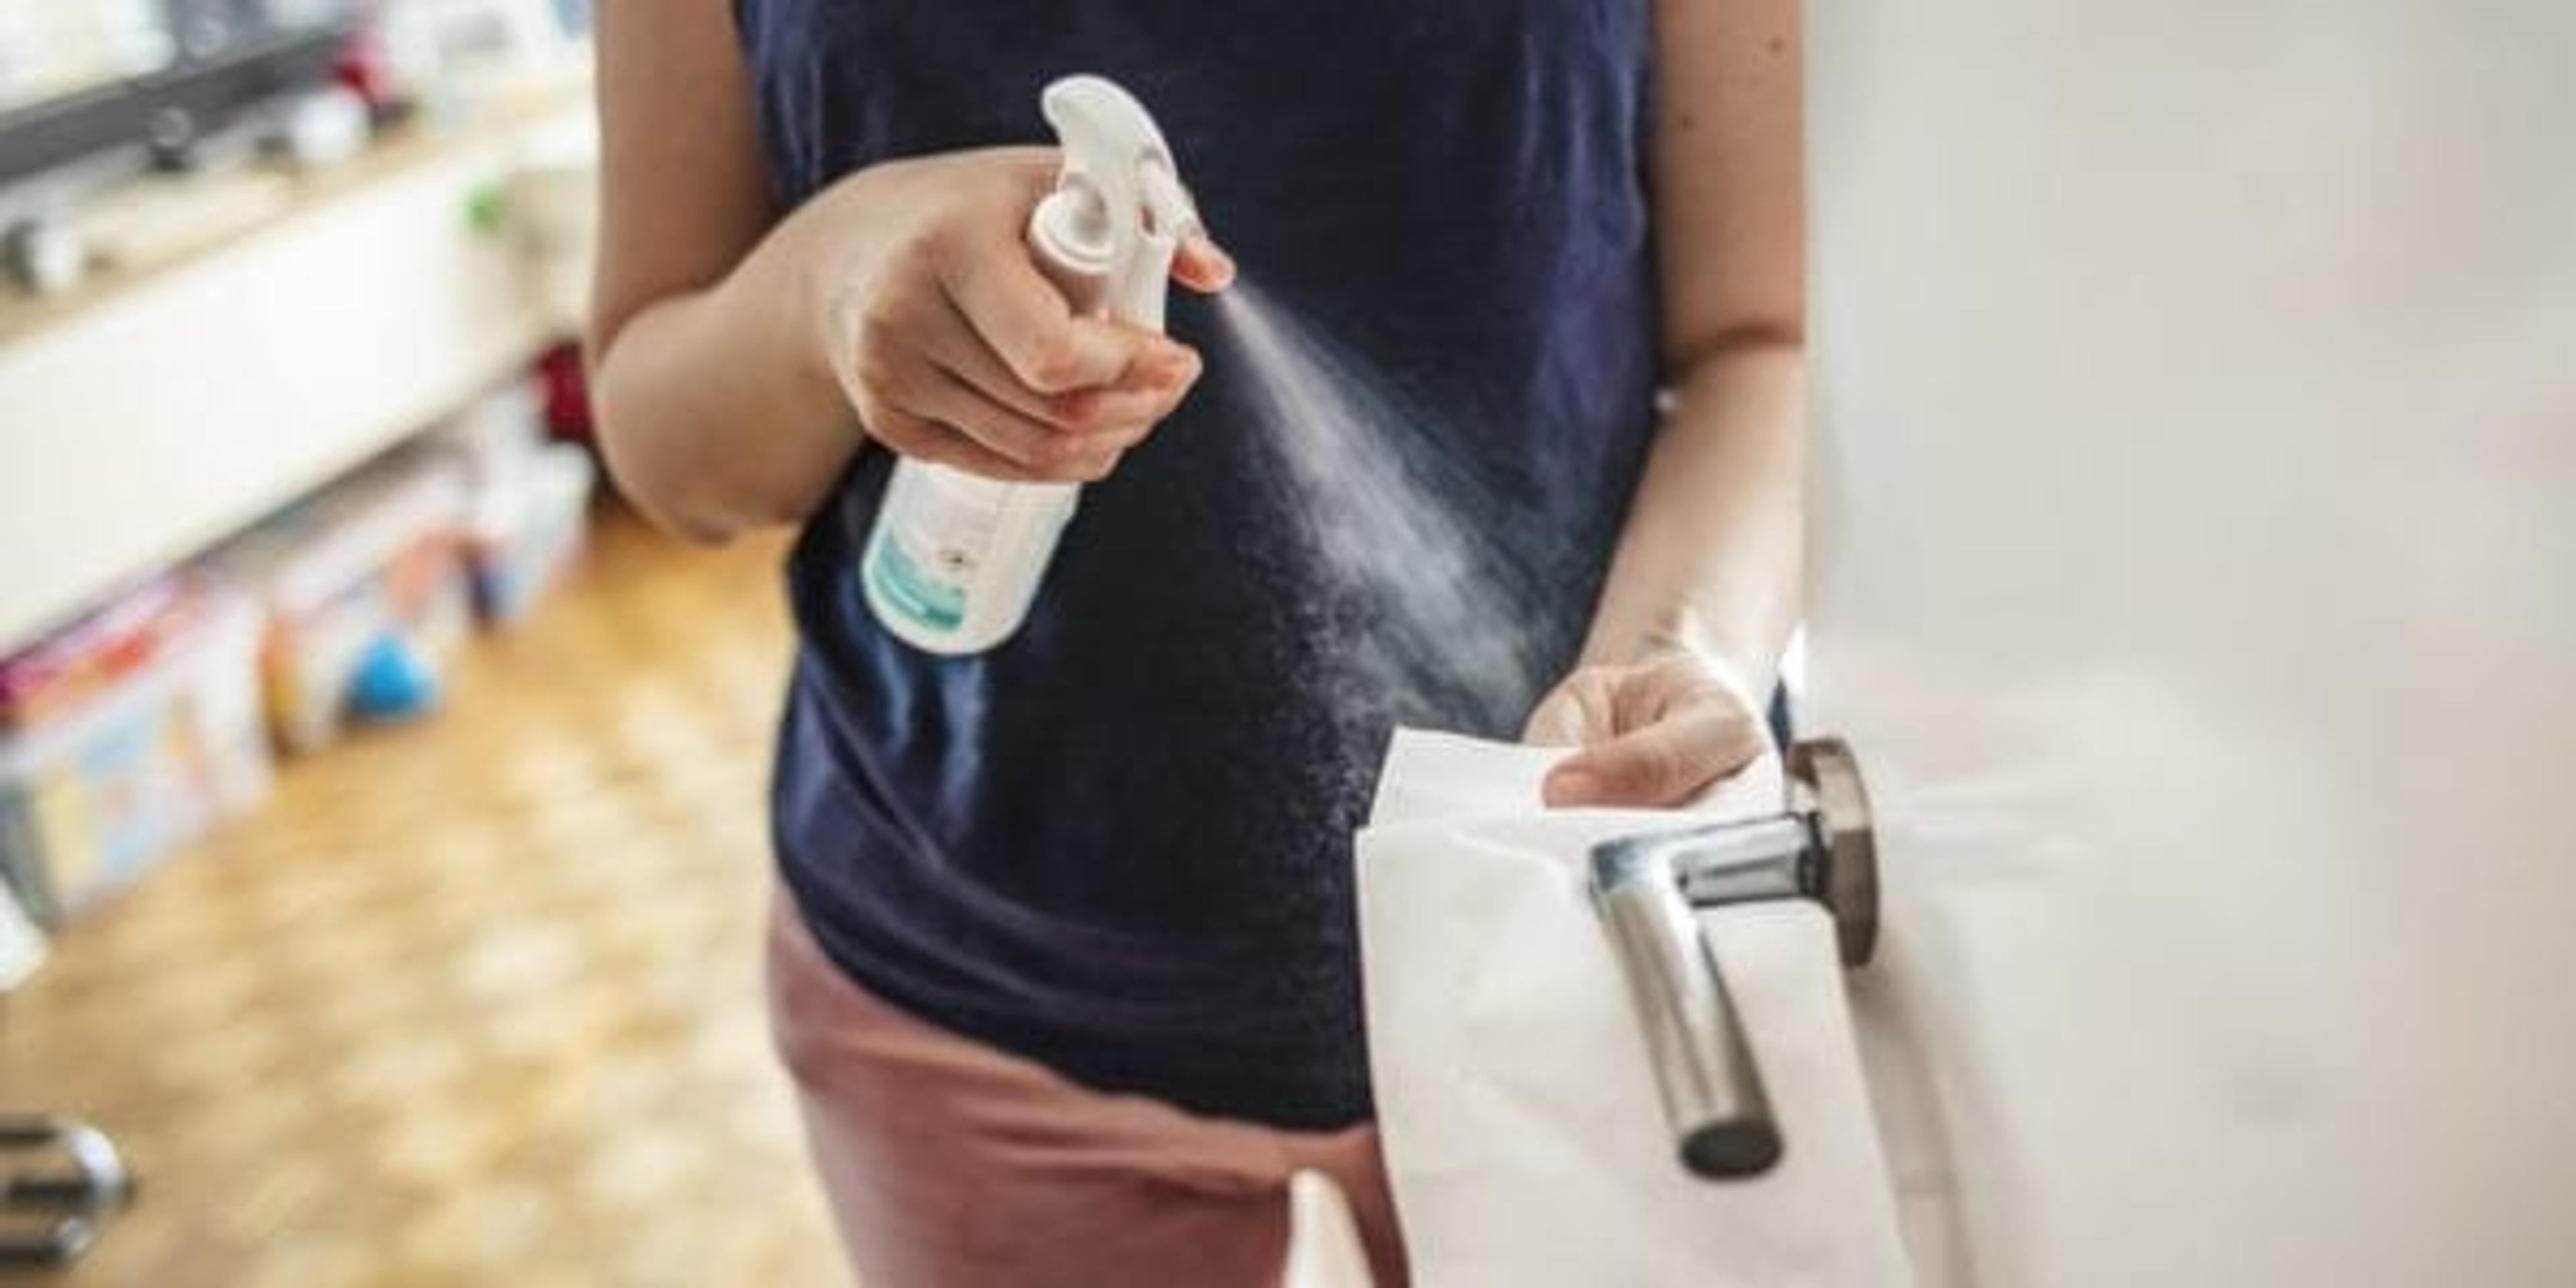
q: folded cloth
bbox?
[1356,730,1913,1287]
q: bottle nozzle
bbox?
[1032,179,1117,276]
[1139,162,1200,242]
[1032,75,1193,329]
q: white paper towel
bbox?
[1356,730,1913,1287]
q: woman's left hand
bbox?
[1523,649,1772,808]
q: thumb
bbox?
[1542,708,1746,809]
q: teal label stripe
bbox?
[865,536,967,633]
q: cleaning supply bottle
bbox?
[861,74,1199,655]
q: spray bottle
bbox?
[860,75,1199,655]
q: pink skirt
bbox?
[765,898,1410,1287]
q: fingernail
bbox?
[1147,347,1197,386]
[1191,235,1237,286]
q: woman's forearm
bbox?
[1578,339,1805,695]
[590,190,865,544]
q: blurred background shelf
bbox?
[0,72,594,657]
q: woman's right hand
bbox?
[808,147,1235,484]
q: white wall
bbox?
[1809,3,2576,1283]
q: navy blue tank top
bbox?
[747,1,1660,1129]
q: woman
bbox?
[591,2,1802,1283]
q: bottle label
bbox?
[863,468,1001,635]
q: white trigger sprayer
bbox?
[861,74,1199,654]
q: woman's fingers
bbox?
[920,292,1197,435]
[896,366,1136,482]
[1542,706,1752,809]
[1531,651,1770,809]
[892,366,1061,468]
[1522,672,1609,747]
[1050,346,1201,432]
[847,268,1195,481]
[859,404,1046,483]
[940,241,1156,394]
[1172,233,1236,294]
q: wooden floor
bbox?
[0,508,847,1287]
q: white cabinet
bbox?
[0,107,586,651]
